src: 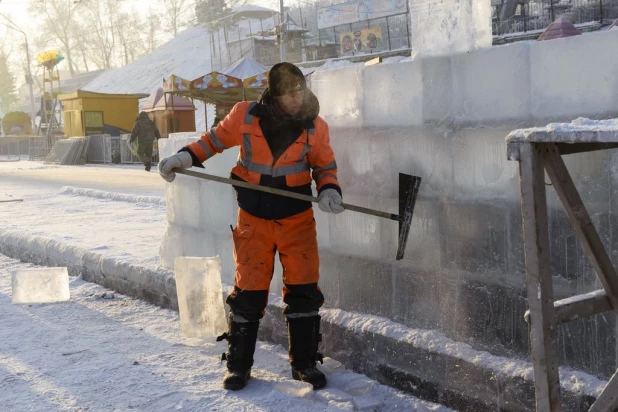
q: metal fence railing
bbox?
[317,13,410,60]
[209,12,411,70]
[119,134,160,165]
[493,0,618,35]
[0,136,29,161]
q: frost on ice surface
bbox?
[11,267,70,304]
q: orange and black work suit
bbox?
[180,90,341,322]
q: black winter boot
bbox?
[287,315,326,390]
[217,315,260,390]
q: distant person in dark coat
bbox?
[130,111,161,171]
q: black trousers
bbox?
[137,140,154,168]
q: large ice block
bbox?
[363,61,423,127]
[11,267,70,304]
[312,66,365,129]
[529,31,618,120]
[451,42,531,124]
[174,256,227,338]
[409,0,492,58]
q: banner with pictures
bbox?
[318,0,407,29]
[339,27,384,53]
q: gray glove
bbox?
[318,188,344,214]
[158,151,193,182]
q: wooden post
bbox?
[518,143,562,411]
[589,368,618,411]
[542,143,618,309]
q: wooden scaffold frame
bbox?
[507,128,618,411]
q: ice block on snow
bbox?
[174,256,227,338]
[11,267,70,304]
[273,380,314,397]
[317,357,345,375]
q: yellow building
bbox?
[58,90,148,137]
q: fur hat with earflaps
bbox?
[268,62,307,97]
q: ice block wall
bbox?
[160,31,618,379]
[409,0,493,58]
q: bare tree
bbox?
[163,0,190,37]
[114,11,147,66]
[78,0,118,70]
[0,45,18,112]
[29,0,81,76]
[141,7,164,54]
[72,23,91,72]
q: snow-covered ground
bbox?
[0,160,450,411]
[0,254,451,411]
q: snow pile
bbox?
[506,117,618,143]
[59,186,166,206]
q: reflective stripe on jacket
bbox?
[187,101,340,194]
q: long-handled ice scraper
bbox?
[174,169,421,260]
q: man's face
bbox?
[276,90,305,116]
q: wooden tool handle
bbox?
[175,169,399,221]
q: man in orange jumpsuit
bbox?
[158,62,344,391]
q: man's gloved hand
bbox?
[318,188,344,214]
[158,151,193,182]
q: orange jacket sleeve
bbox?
[309,117,341,194]
[186,102,248,163]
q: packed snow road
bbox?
[0,162,165,196]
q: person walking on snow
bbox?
[130,111,161,171]
[158,62,344,391]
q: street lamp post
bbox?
[279,0,287,62]
[0,15,37,131]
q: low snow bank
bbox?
[59,186,166,206]
[0,228,176,309]
[321,308,607,398]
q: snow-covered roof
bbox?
[82,26,212,95]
